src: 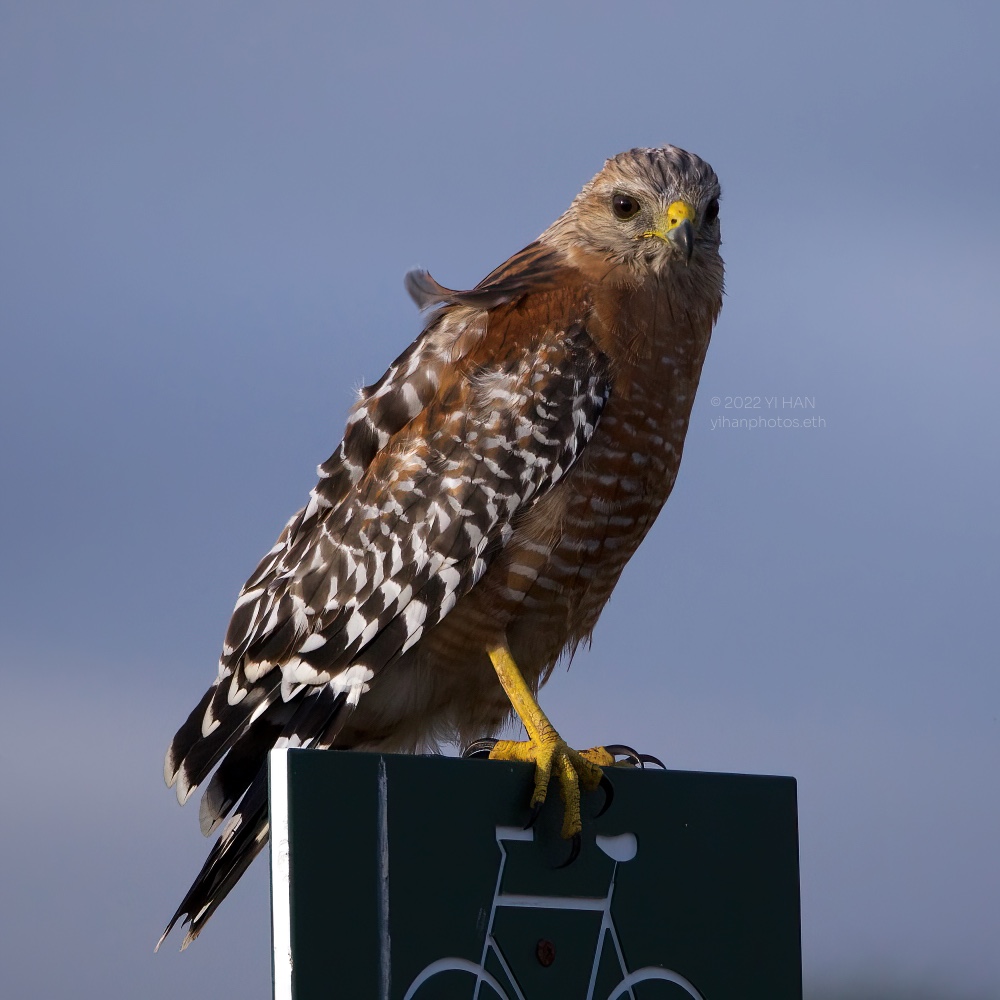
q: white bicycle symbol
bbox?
[403,824,706,1000]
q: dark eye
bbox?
[612,193,641,220]
[704,197,720,224]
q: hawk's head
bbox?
[544,145,722,276]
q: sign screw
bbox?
[536,938,556,967]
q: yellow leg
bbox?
[486,643,608,839]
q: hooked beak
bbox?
[667,218,694,261]
[641,200,696,262]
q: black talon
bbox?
[595,773,615,817]
[462,738,499,759]
[603,743,642,767]
[554,833,582,869]
[638,753,666,769]
[523,802,543,831]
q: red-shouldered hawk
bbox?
[159,145,724,949]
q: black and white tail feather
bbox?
[159,257,611,949]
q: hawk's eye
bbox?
[612,193,641,220]
[704,197,720,224]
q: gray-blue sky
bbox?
[1,2,997,997]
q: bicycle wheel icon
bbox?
[403,826,706,1000]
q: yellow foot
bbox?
[579,746,617,767]
[481,643,641,845]
[489,734,605,839]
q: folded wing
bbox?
[160,259,610,947]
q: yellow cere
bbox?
[664,200,696,230]
[640,200,696,240]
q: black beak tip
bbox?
[668,219,695,262]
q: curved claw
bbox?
[554,832,582,870]
[462,738,499,759]
[603,743,643,767]
[523,802,543,831]
[602,744,667,769]
[595,773,615,818]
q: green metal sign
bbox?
[270,750,801,1000]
